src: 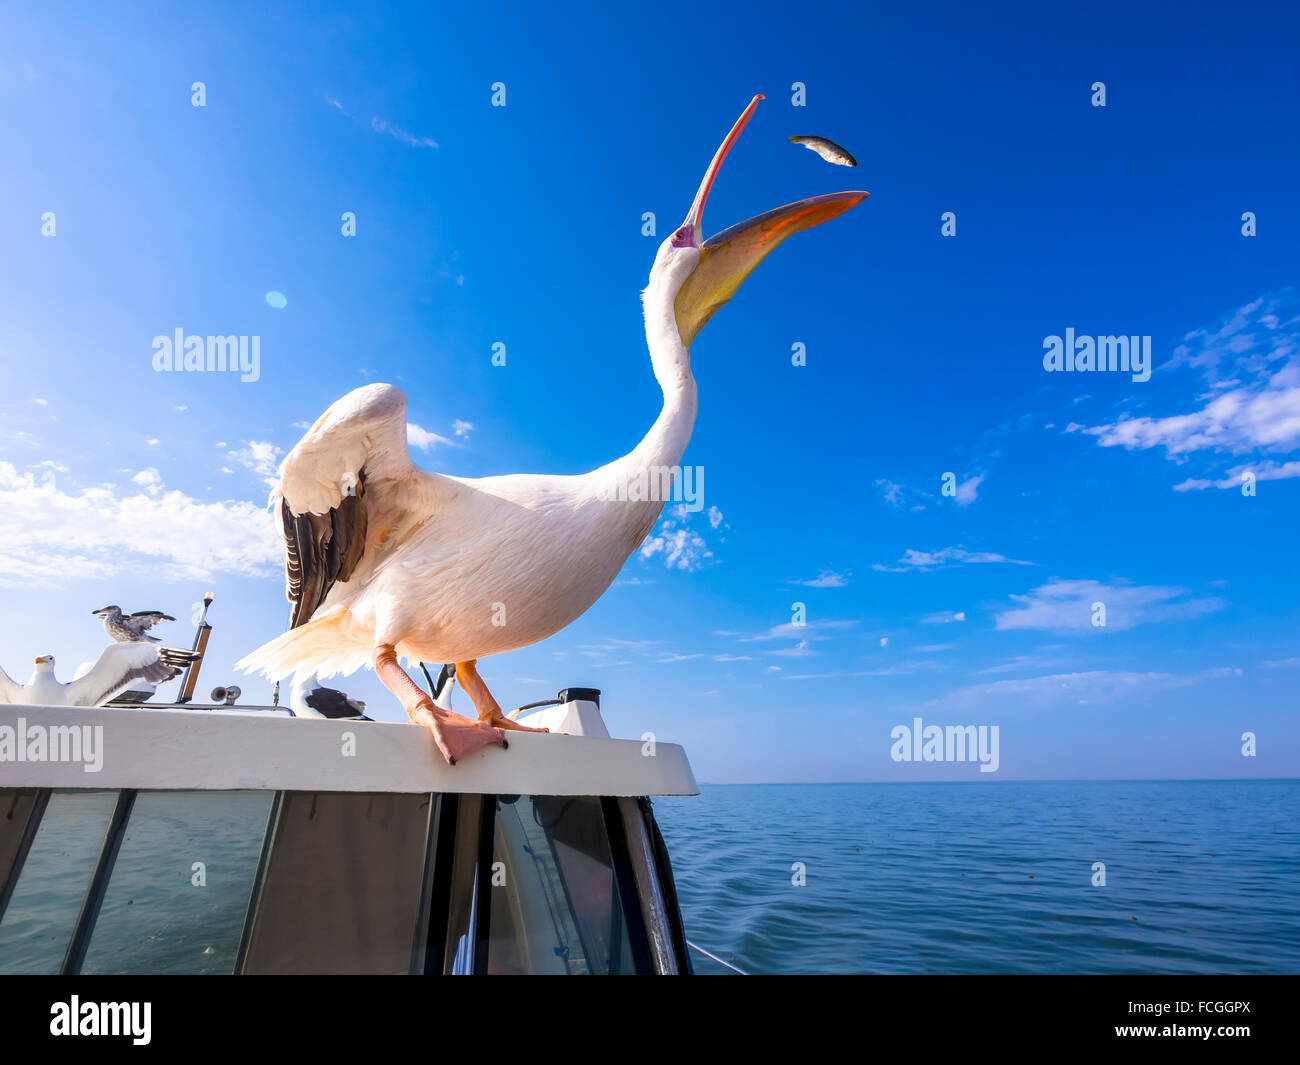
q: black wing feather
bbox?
[283,471,368,628]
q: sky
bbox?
[0,1,1297,783]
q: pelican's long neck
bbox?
[625,275,698,472]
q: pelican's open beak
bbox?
[673,95,868,348]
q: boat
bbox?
[0,684,700,974]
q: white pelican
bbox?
[238,94,866,763]
[92,605,176,643]
[0,646,193,706]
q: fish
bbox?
[788,135,858,167]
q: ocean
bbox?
[652,780,1300,975]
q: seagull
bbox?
[0,645,195,707]
[238,95,866,764]
[289,672,372,720]
[92,606,177,644]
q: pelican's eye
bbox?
[669,225,697,249]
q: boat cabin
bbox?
[0,692,697,974]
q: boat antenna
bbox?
[175,592,214,705]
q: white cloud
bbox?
[875,478,905,507]
[934,668,1240,711]
[639,506,724,572]
[406,423,456,451]
[227,440,284,487]
[131,468,164,495]
[29,398,47,407]
[789,569,849,588]
[639,522,711,570]
[994,578,1225,632]
[0,462,281,587]
[954,474,984,505]
[370,116,439,149]
[453,419,474,439]
[922,611,967,624]
[766,640,815,657]
[721,619,857,643]
[874,547,1032,572]
[1077,292,1300,480]
[1173,459,1300,491]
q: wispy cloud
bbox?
[227,440,284,487]
[1074,291,1300,483]
[370,116,439,149]
[874,547,1032,573]
[406,422,456,451]
[953,473,984,505]
[994,578,1225,632]
[1173,458,1300,491]
[325,94,439,149]
[933,667,1241,711]
[788,569,849,588]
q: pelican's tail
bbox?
[236,608,371,683]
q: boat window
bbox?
[0,790,43,906]
[0,790,119,974]
[486,795,640,974]
[78,790,274,974]
[240,791,433,974]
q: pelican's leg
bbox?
[455,660,550,734]
[372,644,504,765]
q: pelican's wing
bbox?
[63,643,181,707]
[275,383,422,627]
[0,664,25,704]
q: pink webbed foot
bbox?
[412,705,506,765]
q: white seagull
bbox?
[238,95,866,764]
[289,672,372,720]
[0,646,193,707]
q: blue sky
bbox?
[1,1,1297,782]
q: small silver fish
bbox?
[788,135,857,167]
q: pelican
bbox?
[238,94,866,763]
[0,646,193,707]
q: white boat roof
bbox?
[0,703,698,797]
